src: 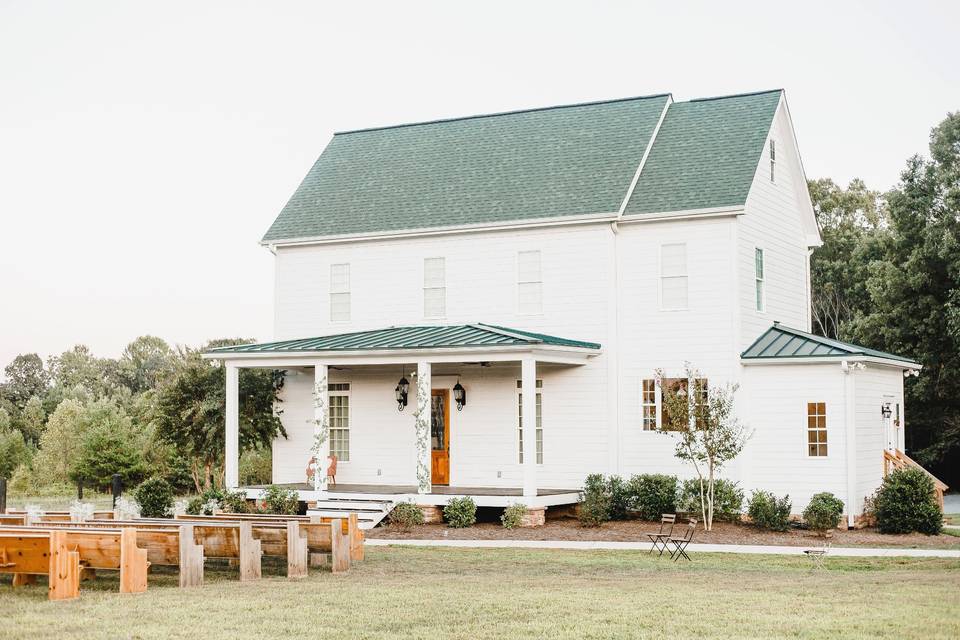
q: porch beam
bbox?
[415,361,432,494]
[225,364,239,489]
[312,363,330,494]
[521,356,537,498]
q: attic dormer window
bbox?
[770,139,776,182]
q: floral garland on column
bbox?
[413,372,431,493]
[311,368,329,492]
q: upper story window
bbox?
[755,248,765,312]
[770,139,776,182]
[423,257,446,318]
[660,243,688,310]
[330,263,350,322]
[517,250,542,315]
[807,402,828,457]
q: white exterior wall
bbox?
[853,366,905,514]
[738,102,812,350]
[740,363,849,513]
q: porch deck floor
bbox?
[247,483,576,497]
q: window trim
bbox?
[517,250,543,316]
[423,256,446,319]
[806,401,829,458]
[329,263,351,323]
[755,247,766,313]
[641,376,707,431]
[659,242,689,311]
[328,382,351,463]
[516,379,543,464]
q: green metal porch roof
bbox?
[741,324,918,365]
[206,324,600,354]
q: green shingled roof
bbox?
[262,90,784,242]
[262,95,670,242]
[206,324,601,354]
[624,90,781,215]
[741,324,918,365]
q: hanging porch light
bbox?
[453,379,466,411]
[395,366,410,411]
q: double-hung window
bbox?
[330,264,351,322]
[517,250,543,315]
[660,243,688,310]
[641,377,708,431]
[807,402,828,457]
[423,257,446,318]
[517,379,543,464]
[755,248,765,312]
[328,383,350,461]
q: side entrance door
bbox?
[431,389,450,485]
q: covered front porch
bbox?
[204,324,600,510]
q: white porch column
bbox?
[521,356,537,498]
[312,363,330,494]
[225,363,239,489]
[414,361,432,494]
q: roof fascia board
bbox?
[617,206,744,225]
[616,95,673,218]
[741,355,921,370]
[778,93,822,247]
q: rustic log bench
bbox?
[173,515,352,575]
[0,530,81,600]
[0,525,149,593]
[18,521,204,588]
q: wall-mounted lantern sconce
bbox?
[453,380,466,411]
[395,367,409,411]
[881,403,892,419]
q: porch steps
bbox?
[307,498,395,530]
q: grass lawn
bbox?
[944,513,960,526]
[3,547,959,639]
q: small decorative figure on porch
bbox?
[306,455,338,487]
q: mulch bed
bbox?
[367,516,960,549]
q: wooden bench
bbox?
[0,525,149,593]
[0,514,27,526]
[173,515,352,575]
[19,521,204,588]
[192,512,364,562]
[8,509,116,523]
[0,530,80,600]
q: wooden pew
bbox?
[0,525,148,593]
[0,530,80,600]
[18,521,203,588]
[194,512,364,562]
[175,514,353,574]
[0,514,27,526]
[94,519,262,581]
[9,509,115,523]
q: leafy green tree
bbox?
[118,336,174,394]
[47,345,120,398]
[16,396,46,445]
[1,353,49,409]
[149,342,285,492]
[844,113,960,482]
[31,398,87,485]
[70,410,148,491]
[0,428,30,480]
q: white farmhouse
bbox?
[207,90,942,527]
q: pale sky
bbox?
[1,0,957,375]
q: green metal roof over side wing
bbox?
[262,95,670,242]
[623,90,782,215]
[206,324,601,354]
[741,324,919,365]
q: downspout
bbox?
[842,360,859,528]
[609,220,621,474]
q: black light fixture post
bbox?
[453,378,466,411]
[395,366,409,411]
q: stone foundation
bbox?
[417,504,444,524]
[519,507,546,527]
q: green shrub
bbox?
[388,501,424,530]
[220,489,251,514]
[501,503,528,529]
[578,473,611,527]
[607,475,631,520]
[70,420,148,492]
[803,492,845,534]
[678,478,744,522]
[444,497,477,528]
[185,496,205,516]
[261,485,300,515]
[134,477,174,518]
[239,447,272,486]
[627,474,678,521]
[874,468,943,535]
[748,490,792,531]
[0,429,31,480]
[201,487,225,504]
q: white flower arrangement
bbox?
[173,499,189,516]
[202,499,220,516]
[114,496,141,520]
[69,500,95,522]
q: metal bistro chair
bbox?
[646,514,677,556]
[667,518,697,562]
[803,542,831,570]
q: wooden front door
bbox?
[431,389,450,485]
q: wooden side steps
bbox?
[306,498,394,530]
[883,448,949,509]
